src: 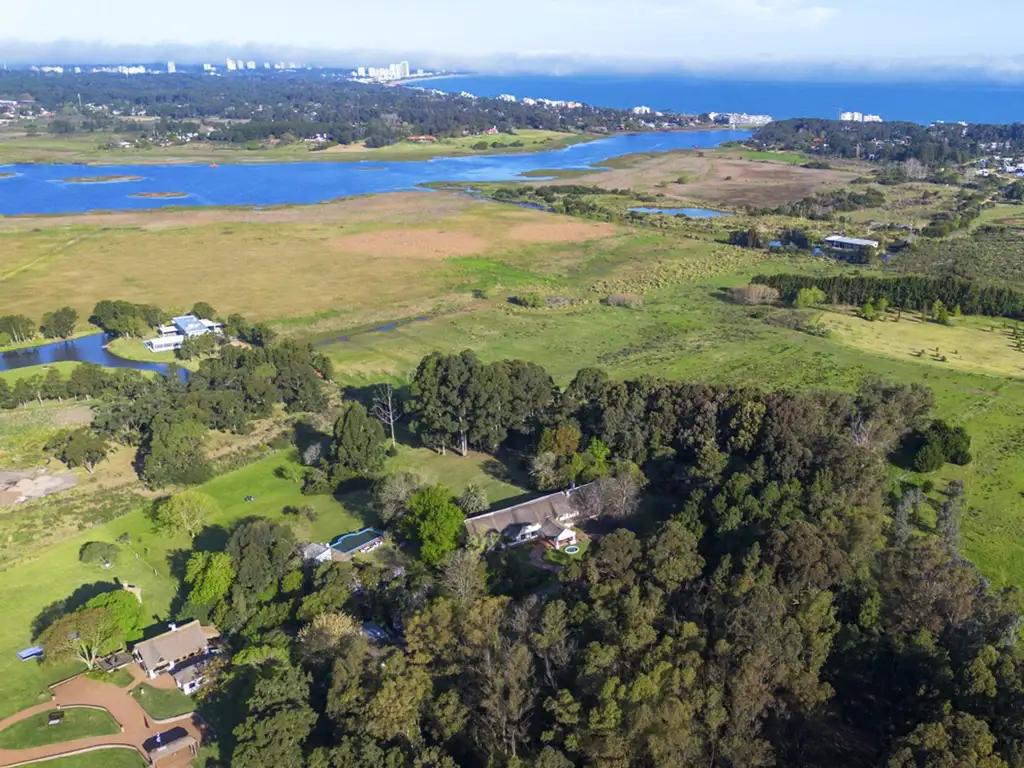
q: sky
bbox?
[4,0,1024,73]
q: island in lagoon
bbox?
[60,174,143,184]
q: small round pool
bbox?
[563,545,581,555]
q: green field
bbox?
[0,708,120,749]
[28,751,147,768]
[129,684,194,720]
[0,129,592,166]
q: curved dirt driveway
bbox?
[0,666,202,767]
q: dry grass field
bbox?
[540,150,861,207]
[0,192,621,325]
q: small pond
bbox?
[628,206,731,218]
[0,333,182,378]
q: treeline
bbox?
[0,71,651,146]
[164,353,1024,768]
[766,186,885,219]
[755,272,1024,317]
[753,117,1024,163]
[0,307,78,345]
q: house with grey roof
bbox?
[464,486,591,550]
[132,620,210,679]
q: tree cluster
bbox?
[755,273,1024,318]
[0,306,78,345]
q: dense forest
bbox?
[892,226,1024,288]
[34,348,1012,768]
[0,71,656,145]
[755,273,1024,318]
[753,117,1024,163]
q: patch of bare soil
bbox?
[332,228,488,259]
[0,469,77,507]
[50,405,94,428]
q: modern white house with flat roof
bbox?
[144,314,223,352]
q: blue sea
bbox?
[419,74,1024,125]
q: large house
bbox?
[144,314,223,353]
[463,486,591,550]
[823,235,879,259]
[132,620,210,679]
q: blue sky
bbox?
[5,0,1022,71]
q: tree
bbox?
[45,428,109,473]
[794,286,827,309]
[332,402,386,478]
[227,519,296,600]
[0,314,36,344]
[185,551,236,606]
[371,383,401,448]
[85,590,143,643]
[142,418,212,487]
[457,483,489,516]
[191,301,217,320]
[887,712,1007,768]
[154,490,219,540]
[297,612,360,664]
[373,472,423,526]
[580,469,645,519]
[401,484,464,566]
[876,296,890,316]
[233,664,317,768]
[39,306,78,339]
[79,541,119,565]
[42,367,66,401]
[176,333,217,360]
[440,548,485,602]
[37,607,120,670]
[862,299,877,321]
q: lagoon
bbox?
[0,130,749,216]
[0,333,179,377]
[629,206,730,218]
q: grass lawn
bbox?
[0,362,81,385]
[129,684,194,720]
[0,400,93,469]
[730,149,807,165]
[85,667,135,688]
[105,337,179,365]
[0,708,120,749]
[543,537,590,566]
[31,751,147,768]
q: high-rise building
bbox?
[264,62,271,69]
[399,61,410,78]
[235,60,245,71]
[203,63,213,71]
[246,61,256,70]
[167,61,176,74]
[357,66,366,77]
[226,58,236,71]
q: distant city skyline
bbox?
[4,0,1024,76]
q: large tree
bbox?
[40,306,78,339]
[400,484,464,567]
[332,402,386,479]
[37,607,120,670]
[154,489,219,540]
[142,417,212,487]
[185,551,236,607]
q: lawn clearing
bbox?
[0,707,120,749]
[543,537,590,566]
[820,311,1024,379]
[85,667,135,688]
[129,684,194,720]
[31,751,147,768]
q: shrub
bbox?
[509,294,546,309]
[910,419,972,472]
[80,541,119,565]
[729,284,780,306]
[603,293,644,309]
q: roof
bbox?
[464,486,590,539]
[824,235,880,248]
[540,520,573,539]
[172,314,207,335]
[133,620,207,670]
[171,658,208,686]
[145,729,196,757]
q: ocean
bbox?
[417,73,1024,125]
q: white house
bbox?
[144,314,222,353]
[464,486,590,550]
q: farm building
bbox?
[329,528,385,561]
[464,486,591,550]
[144,313,223,353]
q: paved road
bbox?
[0,665,201,767]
